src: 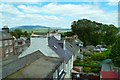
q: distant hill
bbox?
[10,25,50,30]
[10,25,70,31]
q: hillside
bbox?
[10,25,49,30]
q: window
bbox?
[59,64,64,75]
[5,54,9,57]
[70,44,73,48]
[76,43,79,46]
[9,40,12,45]
[5,48,9,54]
[10,47,13,52]
[58,43,63,48]
[59,69,64,76]
[53,45,57,49]
[4,40,8,46]
[53,70,58,79]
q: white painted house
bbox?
[19,33,79,78]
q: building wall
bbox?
[0,39,2,58]
[0,47,3,58]
[53,70,58,79]
[20,36,73,78]
[1,39,14,58]
[53,62,65,79]
[63,56,74,78]
[14,39,30,55]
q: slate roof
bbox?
[65,42,79,56]
[65,37,83,44]
[48,36,72,63]
[19,37,59,58]
[7,50,63,78]
[0,31,13,40]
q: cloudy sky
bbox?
[0,0,119,28]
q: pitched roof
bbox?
[19,37,59,58]
[0,31,13,40]
[65,42,79,56]
[7,50,63,78]
[48,36,72,63]
[65,37,83,44]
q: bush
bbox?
[83,67,92,73]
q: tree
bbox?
[63,31,74,37]
[10,29,23,38]
[83,67,91,73]
[23,31,28,37]
[109,36,120,67]
[71,19,119,46]
[103,24,119,46]
[71,19,95,46]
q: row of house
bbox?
[0,27,30,59]
[18,32,83,78]
[0,27,83,79]
[0,30,15,58]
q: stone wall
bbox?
[2,50,42,78]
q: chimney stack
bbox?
[2,26,9,33]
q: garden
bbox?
[73,49,111,74]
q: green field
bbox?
[22,28,71,34]
[22,28,49,33]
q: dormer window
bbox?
[53,45,57,49]
[70,44,73,48]
[58,43,63,48]
[4,40,8,46]
[76,43,79,46]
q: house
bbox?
[5,50,64,79]
[65,35,83,61]
[19,32,80,78]
[0,30,15,58]
[14,37,30,54]
[19,34,66,79]
[48,36,73,78]
[0,29,16,80]
[0,28,82,79]
[65,35,83,48]
[66,41,80,61]
[19,34,59,58]
[47,34,82,78]
[100,59,120,80]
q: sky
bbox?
[0,0,119,28]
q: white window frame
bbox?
[5,48,9,54]
[9,40,12,45]
[4,40,8,46]
[10,47,13,52]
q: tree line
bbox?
[10,29,30,39]
[65,19,119,46]
[64,19,120,67]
